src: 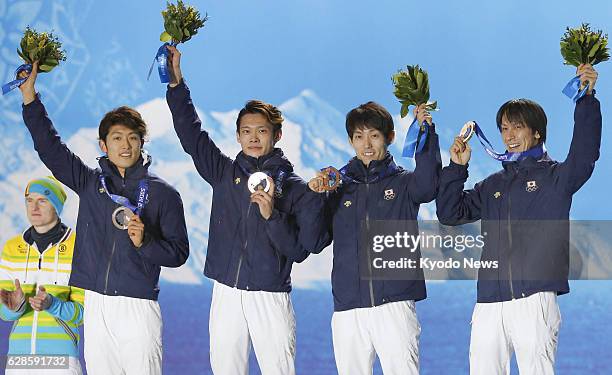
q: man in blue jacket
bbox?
[19,62,189,375]
[436,64,600,374]
[308,102,441,374]
[164,46,327,375]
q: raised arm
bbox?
[407,104,442,204]
[436,137,482,225]
[556,64,602,194]
[165,46,231,186]
[20,62,95,193]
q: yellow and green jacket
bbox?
[0,226,84,357]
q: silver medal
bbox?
[247,172,270,193]
[112,206,134,230]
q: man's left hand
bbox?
[251,177,275,220]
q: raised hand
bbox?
[28,285,52,311]
[577,63,598,95]
[166,45,183,87]
[128,214,145,248]
[414,103,433,126]
[450,136,472,166]
[308,171,328,193]
[18,61,39,105]
[0,279,25,311]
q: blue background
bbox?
[1,1,611,374]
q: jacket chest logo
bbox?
[494,191,502,199]
[526,180,538,192]
[384,189,396,200]
[344,200,352,207]
[58,244,67,253]
[235,177,241,185]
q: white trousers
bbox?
[209,281,296,375]
[331,300,420,375]
[470,292,561,375]
[5,357,82,375]
[83,290,163,375]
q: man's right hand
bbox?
[0,279,25,311]
[308,171,328,193]
[166,45,183,87]
[18,61,38,105]
[450,136,471,166]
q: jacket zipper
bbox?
[31,310,38,354]
[234,203,252,288]
[507,170,518,300]
[364,170,375,307]
[31,244,48,354]
[234,160,274,288]
[104,240,116,294]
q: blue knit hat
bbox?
[24,176,67,216]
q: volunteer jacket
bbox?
[0,226,84,357]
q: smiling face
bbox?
[236,113,281,158]
[500,115,541,153]
[349,127,394,167]
[99,124,143,176]
[25,192,58,232]
[496,98,547,154]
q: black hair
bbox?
[345,101,395,144]
[496,99,547,143]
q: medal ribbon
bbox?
[331,162,400,185]
[99,175,149,215]
[471,121,547,162]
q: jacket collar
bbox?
[22,221,69,249]
[98,151,152,181]
[235,148,294,175]
[343,152,402,183]
[502,151,552,172]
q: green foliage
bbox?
[392,65,437,118]
[17,27,66,73]
[560,23,609,66]
[160,0,208,43]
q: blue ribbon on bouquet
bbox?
[562,76,589,103]
[401,118,429,158]
[2,64,32,95]
[147,42,177,83]
[470,121,546,162]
